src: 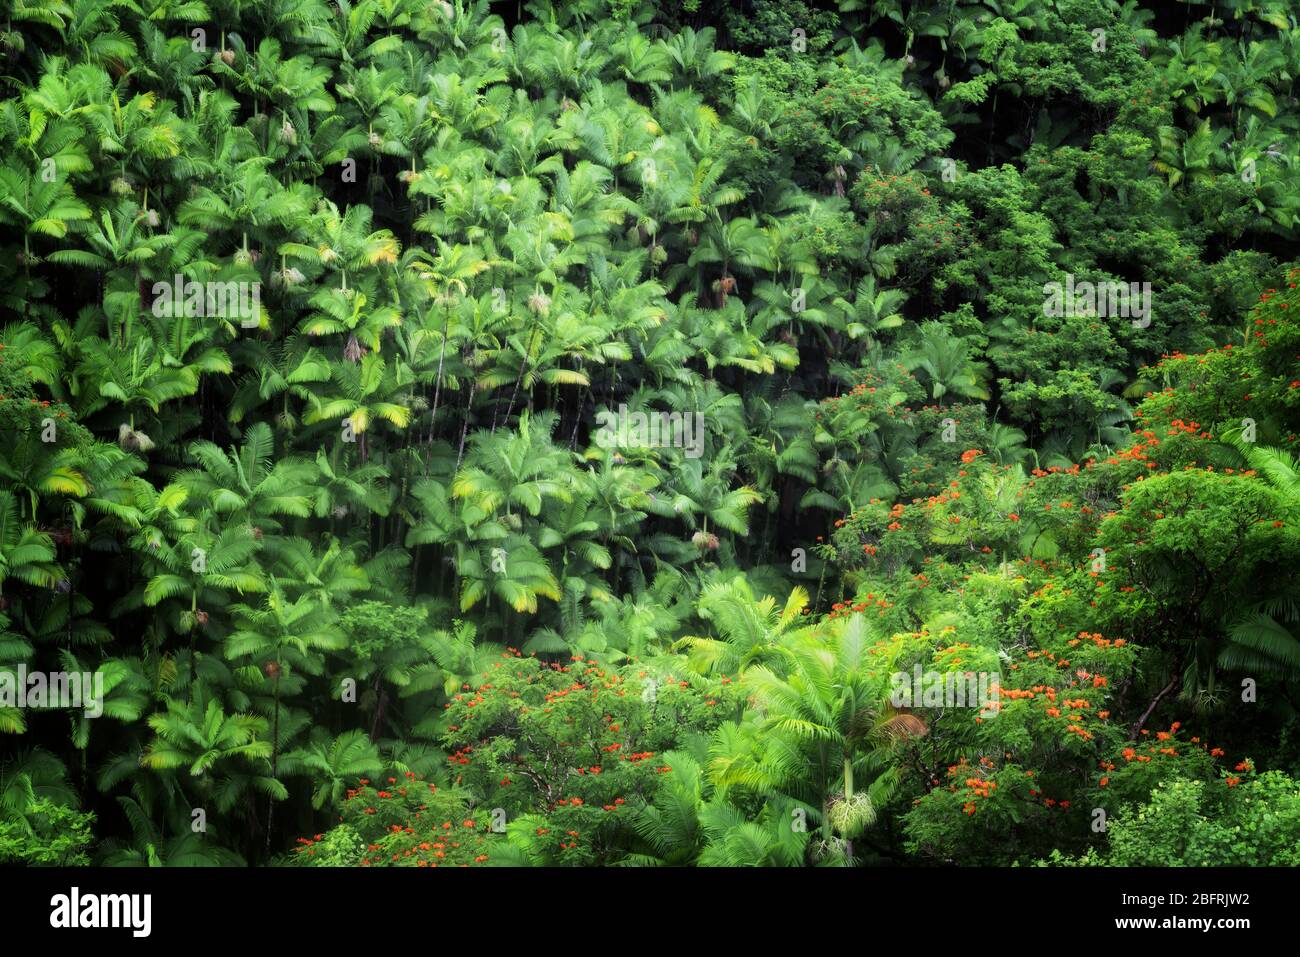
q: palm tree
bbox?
[1154,118,1231,189]
[142,690,273,773]
[226,336,332,428]
[715,615,926,863]
[280,729,383,810]
[664,26,734,88]
[838,274,907,346]
[451,410,575,519]
[141,688,285,857]
[0,749,79,826]
[1217,430,1300,681]
[74,336,205,423]
[611,29,671,86]
[0,491,61,596]
[687,216,773,303]
[226,579,346,842]
[310,448,391,518]
[0,429,88,520]
[675,580,808,675]
[904,322,990,402]
[0,158,92,290]
[645,453,763,548]
[301,352,413,460]
[179,422,315,533]
[453,533,561,616]
[177,156,313,259]
[98,795,245,865]
[634,750,807,866]
[537,492,614,616]
[406,238,494,426]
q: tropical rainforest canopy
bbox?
[2,0,1300,869]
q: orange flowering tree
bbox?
[289,772,502,867]
[289,653,744,866]
[813,279,1300,864]
[435,652,742,865]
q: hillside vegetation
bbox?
[2,0,1299,867]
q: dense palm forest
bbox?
[1,0,1299,869]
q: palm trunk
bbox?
[368,675,387,742]
[501,323,541,429]
[265,676,280,855]
[843,753,855,861]
[188,588,198,687]
[456,377,478,470]
[427,303,452,473]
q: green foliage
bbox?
[2,0,1300,868]
[1046,771,1300,867]
[0,798,95,865]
